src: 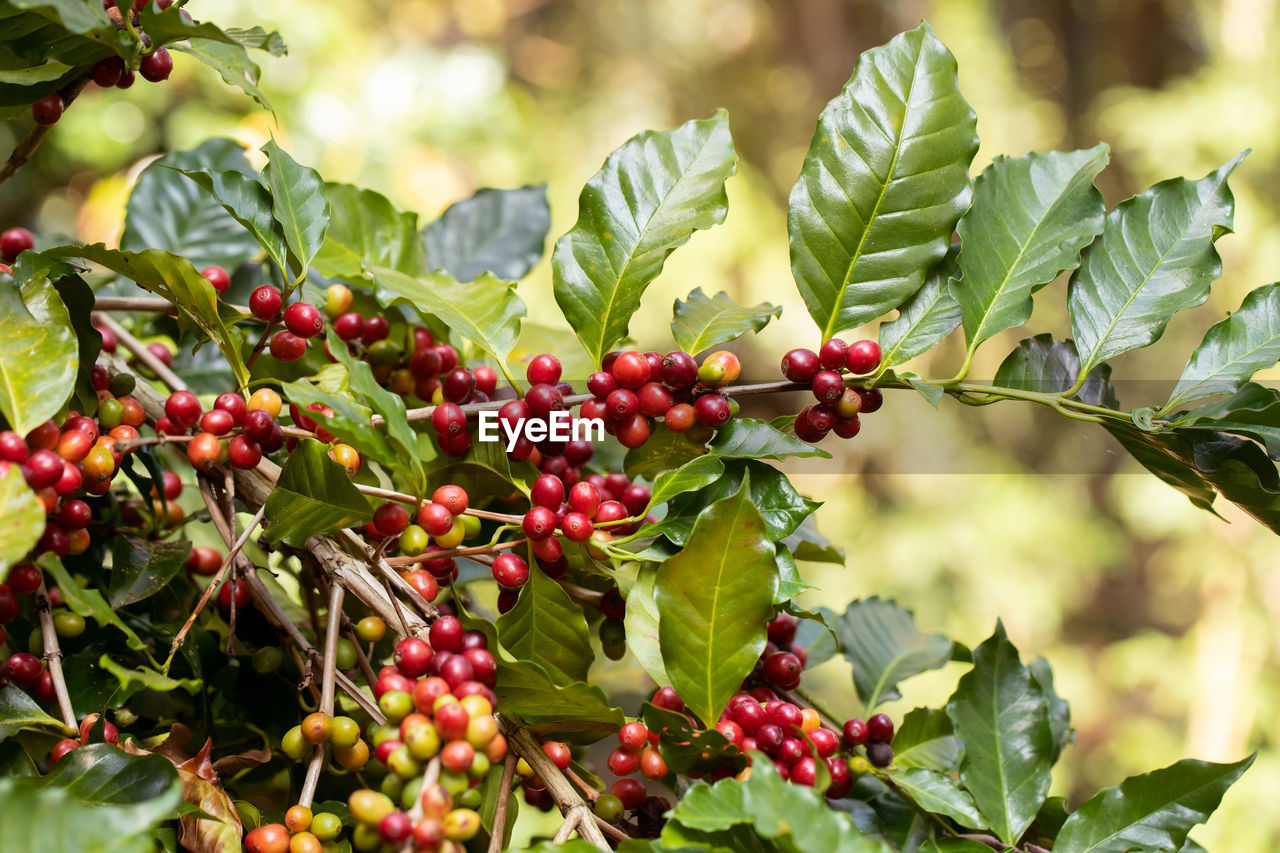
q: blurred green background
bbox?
[5,0,1280,846]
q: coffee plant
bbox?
[0,9,1274,852]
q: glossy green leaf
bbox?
[624,428,707,481]
[223,27,287,56]
[263,438,372,546]
[553,111,737,364]
[260,138,330,277]
[783,515,845,565]
[44,243,250,388]
[313,183,426,279]
[423,437,518,502]
[282,377,397,468]
[952,146,1108,353]
[1164,283,1280,412]
[946,621,1053,845]
[1176,383,1280,458]
[671,287,781,355]
[641,702,744,775]
[790,606,840,667]
[97,655,201,696]
[1069,154,1245,379]
[788,23,978,339]
[497,567,593,683]
[40,743,180,805]
[1055,756,1253,853]
[708,418,828,461]
[0,276,76,435]
[656,477,779,725]
[658,460,820,545]
[890,707,961,772]
[919,841,994,853]
[50,273,102,413]
[665,757,890,852]
[833,597,952,709]
[774,544,814,602]
[41,553,153,659]
[0,464,43,579]
[372,268,525,365]
[108,536,190,608]
[173,163,290,273]
[171,38,272,110]
[878,248,962,368]
[1029,656,1073,762]
[646,455,724,513]
[623,566,668,686]
[0,776,179,853]
[0,685,72,740]
[422,185,550,282]
[994,335,1119,408]
[122,138,262,272]
[887,768,986,829]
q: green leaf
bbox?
[313,183,426,279]
[170,38,272,110]
[623,428,707,481]
[281,377,402,479]
[1029,656,1072,763]
[224,26,287,56]
[665,757,890,852]
[671,287,781,355]
[422,185,550,282]
[1164,283,1280,412]
[1055,756,1253,853]
[1069,154,1245,380]
[886,767,986,829]
[371,268,525,366]
[263,438,372,547]
[783,515,845,565]
[123,139,262,272]
[790,606,840,667]
[0,464,43,579]
[623,566,669,686]
[708,418,829,461]
[497,567,593,683]
[658,460,819,546]
[641,702,745,775]
[553,111,737,364]
[50,273,103,414]
[0,775,180,853]
[919,841,994,853]
[645,455,724,513]
[108,536,190,608]
[656,476,779,725]
[878,248,962,368]
[0,275,77,435]
[0,684,72,740]
[946,621,1053,845]
[833,597,952,709]
[260,138,330,277]
[41,553,154,660]
[97,655,201,696]
[890,707,960,772]
[952,146,1109,353]
[173,164,290,273]
[1176,383,1280,458]
[44,243,250,389]
[788,23,978,339]
[40,743,180,805]
[993,335,1119,408]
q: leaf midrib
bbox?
[822,38,926,342]
[593,126,725,362]
[694,497,746,719]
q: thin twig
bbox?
[338,529,439,624]
[385,538,524,568]
[564,767,600,802]
[594,815,631,843]
[299,582,345,809]
[92,312,188,392]
[499,716,610,850]
[244,318,279,375]
[94,295,250,314]
[35,580,76,730]
[486,751,519,853]
[401,757,442,853]
[0,75,92,189]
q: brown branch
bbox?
[498,716,610,850]
[94,295,250,314]
[92,312,188,392]
[485,751,519,853]
[0,75,92,190]
[299,581,344,809]
[593,815,631,844]
[564,767,600,803]
[385,538,524,568]
[401,757,442,853]
[244,318,279,375]
[35,580,76,730]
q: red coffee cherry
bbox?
[846,340,882,375]
[818,338,849,370]
[164,390,202,428]
[428,615,464,653]
[526,353,562,386]
[249,285,282,320]
[781,348,820,383]
[521,507,556,540]
[269,330,307,361]
[139,47,173,82]
[200,265,231,293]
[660,351,698,388]
[693,394,731,427]
[373,502,410,537]
[394,638,433,678]
[334,312,365,342]
[31,93,64,127]
[283,302,325,338]
[228,436,262,469]
[492,553,529,589]
[610,351,650,390]
[186,433,222,471]
[867,712,894,744]
[811,370,845,405]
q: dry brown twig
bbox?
[35,579,76,730]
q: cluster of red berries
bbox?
[580,349,740,449]
[0,567,83,706]
[31,1,179,128]
[363,486,476,599]
[48,712,121,765]
[781,338,883,443]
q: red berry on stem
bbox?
[846,340,882,375]
[283,302,324,338]
[857,387,883,413]
[428,615,463,653]
[0,228,34,263]
[373,502,410,537]
[334,311,365,342]
[492,553,529,589]
[139,47,173,82]
[526,354,562,386]
[91,56,125,87]
[432,484,468,515]
[607,747,639,776]
[249,285,282,320]
[165,390,202,428]
[867,712,894,744]
[521,506,556,540]
[781,348,820,383]
[693,394,731,427]
[660,351,698,388]
[611,351,650,390]
[394,637,433,678]
[819,338,849,369]
[200,265,231,293]
[652,686,683,712]
[31,94,63,127]
[269,330,307,362]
